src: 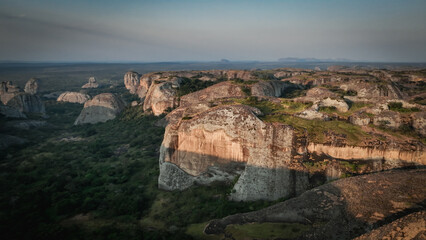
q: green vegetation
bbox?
[176,77,217,97]
[323,85,357,97]
[387,102,420,113]
[236,97,311,115]
[225,222,311,240]
[231,78,259,85]
[0,95,281,240]
[411,96,426,106]
[262,115,369,145]
[252,70,276,80]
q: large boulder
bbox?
[251,80,293,97]
[57,91,91,104]
[124,71,141,94]
[24,78,39,94]
[74,93,125,125]
[81,77,99,89]
[158,104,309,201]
[317,97,349,112]
[143,81,179,116]
[6,93,46,115]
[373,111,401,128]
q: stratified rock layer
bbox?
[74,93,125,125]
[159,105,308,201]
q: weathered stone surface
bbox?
[412,111,426,136]
[143,81,179,116]
[297,108,329,120]
[124,71,141,94]
[354,211,426,240]
[349,112,371,126]
[308,143,425,165]
[179,82,246,107]
[24,78,39,94]
[6,93,46,115]
[0,81,21,104]
[81,77,99,89]
[158,104,308,201]
[225,70,254,80]
[317,97,349,112]
[305,87,338,99]
[373,111,401,128]
[57,92,91,104]
[74,93,125,125]
[204,169,426,240]
[251,80,292,97]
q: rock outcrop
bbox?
[124,71,141,94]
[251,80,293,97]
[203,169,426,240]
[159,105,309,201]
[81,77,99,89]
[373,111,401,128]
[143,81,179,116]
[74,93,125,125]
[0,81,21,104]
[412,111,426,136]
[24,78,39,94]
[57,92,91,104]
[6,93,46,115]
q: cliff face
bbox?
[159,105,309,201]
[74,93,125,125]
[124,71,141,94]
[7,93,46,115]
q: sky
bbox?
[1,0,426,62]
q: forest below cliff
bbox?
[0,88,278,240]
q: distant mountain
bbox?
[278,57,352,62]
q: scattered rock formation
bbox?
[81,77,99,89]
[74,93,125,125]
[57,92,91,104]
[0,102,27,118]
[24,78,39,94]
[349,112,371,126]
[316,97,349,112]
[412,111,426,136]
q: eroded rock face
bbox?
[124,71,141,94]
[143,81,179,116]
[74,93,125,125]
[24,78,39,94]
[159,105,309,201]
[251,81,292,97]
[412,111,426,136]
[179,82,246,107]
[57,92,91,104]
[6,93,46,115]
[81,77,99,89]
[0,81,21,104]
[349,112,371,126]
[0,103,27,118]
[373,111,401,128]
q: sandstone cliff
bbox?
[0,81,21,104]
[74,93,125,125]
[57,92,91,104]
[159,105,309,201]
[143,81,180,116]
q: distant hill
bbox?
[278,57,352,62]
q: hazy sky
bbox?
[1,0,426,62]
